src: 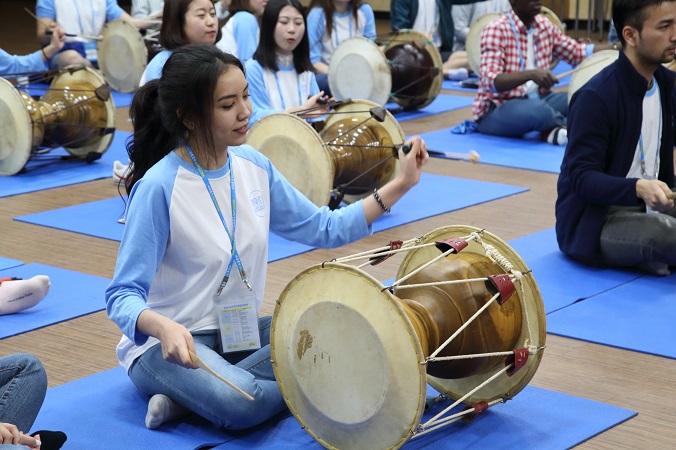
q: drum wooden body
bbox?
[272,225,546,449]
[246,99,404,207]
[98,20,148,93]
[466,7,564,76]
[329,30,443,110]
[0,67,115,175]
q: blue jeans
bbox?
[600,203,676,269]
[0,354,47,433]
[128,317,286,430]
[477,92,568,137]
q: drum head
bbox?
[99,20,148,93]
[50,66,116,157]
[324,99,403,204]
[246,113,332,207]
[272,263,426,450]
[396,225,546,404]
[0,78,32,175]
[568,50,619,103]
[466,13,503,76]
[329,37,392,106]
[381,29,443,110]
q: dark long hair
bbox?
[160,0,222,49]
[253,0,313,73]
[125,45,245,194]
[308,0,362,40]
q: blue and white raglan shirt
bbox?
[0,49,48,75]
[307,4,376,66]
[106,145,371,372]
[245,56,320,126]
[216,11,259,62]
[139,48,172,86]
[36,0,124,53]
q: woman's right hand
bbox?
[137,310,198,369]
[0,423,40,448]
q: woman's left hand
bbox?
[396,136,429,190]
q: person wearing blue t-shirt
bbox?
[245,0,330,126]
[216,0,268,61]
[106,44,428,431]
[307,0,376,96]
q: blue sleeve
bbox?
[36,0,55,18]
[310,73,320,96]
[307,8,326,64]
[390,0,413,31]
[255,154,371,246]
[106,0,126,21]
[360,4,376,40]
[0,49,48,75]
[233,13,259,62]
[245,59,282,123]
[140,50,171,85]
[105,172,173,346]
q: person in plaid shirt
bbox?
[472,0,613,145]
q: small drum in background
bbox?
[98,20,148,93]
[246,99,405,207]
[466,7,564,76]
[0,66,115,175]
[272,225,546,449]
[328,30,443,110]
[567,50,619,103]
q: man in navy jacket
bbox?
[556,0,676,275]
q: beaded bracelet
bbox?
[373,188,390,213]
[41,48,48,60]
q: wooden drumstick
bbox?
[188,350,255,401]
[428,149,480,163]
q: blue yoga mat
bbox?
[419,128,565,173]
[0,256,23,271]
[386,94,474,121]
[20,83,135,108]
[547,273,676,359]
[0,264,109,339]
[32,366,636,450]
[0,131,131,198]
[441,60,574,92]
[16,173,528,261]
[509,228,642,313]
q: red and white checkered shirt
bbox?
[472,9,588,121]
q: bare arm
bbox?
[136,309,198,369]
[37,17,56,46]
[493,69,558,92]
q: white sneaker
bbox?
[112,160,131,185]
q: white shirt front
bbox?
[627,79,662,180]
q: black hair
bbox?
[308,0,363,41]
[253,0,313,73]
[612,0,669,47]
[125,45,245,195]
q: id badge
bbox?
[83,41,98,63]
[216,285,261,353]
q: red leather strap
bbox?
[369,240,403,265]
[462,401,490,422]
[505,348,529,376]
[435,237,468,254]
[486,274,515,305]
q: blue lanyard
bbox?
[73,0,96,35]
[273,70,302,109]
[184,144,251,294]
[333,12,353,48]
[507,14,537,71]
[639,81,663,180]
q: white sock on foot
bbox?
[145,394,189,430]
[546,127,568,146]
[0,275,50,315]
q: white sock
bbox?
[547,127,568,146]
[145,394,189,430]
[0,275,50,315]
[445,68,469,81]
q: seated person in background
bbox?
[245,0,329,126]
[389,0,483,80]
[0,25,64,75]
[132,0,165,17]
[215,0,267,62]
[36,0,135,69]
[452,0,511,52]
[307,0,376,96]
[472,0,614,146]
[556,0,676,275]
[0,353,67,449]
